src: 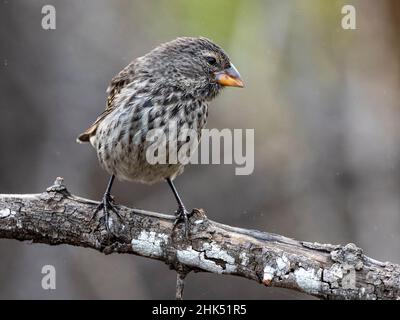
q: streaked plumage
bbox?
[77,37,243,235]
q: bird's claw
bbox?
[173,206,191,238]
[89,193,123,236]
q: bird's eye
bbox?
[206,56,217,66]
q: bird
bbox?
[77,37,243,236]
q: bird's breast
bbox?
[93,97,208,183]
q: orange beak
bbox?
[214,64,244,88]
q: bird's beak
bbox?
[214,64,244,88]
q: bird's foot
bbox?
[173,206,192,238]
[90,193,123,236]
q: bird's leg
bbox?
[90,175,123,234]
[166,178,191,237]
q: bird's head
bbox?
[137,37,244,101]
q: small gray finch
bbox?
[77,37,243,235]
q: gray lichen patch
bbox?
[0,208,16,218]
[177,242,237,274]
[177,247,225,274]
[131,230,237,274]
[322,263,343,288]
[262,254,291,285]
[262,265,275,285]
[276,255,290,274]
[239,252,249,266]
[330,243,364,270]
[294,267,322,294]
[131,230,169,257]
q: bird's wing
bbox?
[77,62,136,143]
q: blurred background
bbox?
[0,0,399,299]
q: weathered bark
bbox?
[0,177,399,300]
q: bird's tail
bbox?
[76,132,91,143]
[77,109,110,144]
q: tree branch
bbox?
[0,177,399,300]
